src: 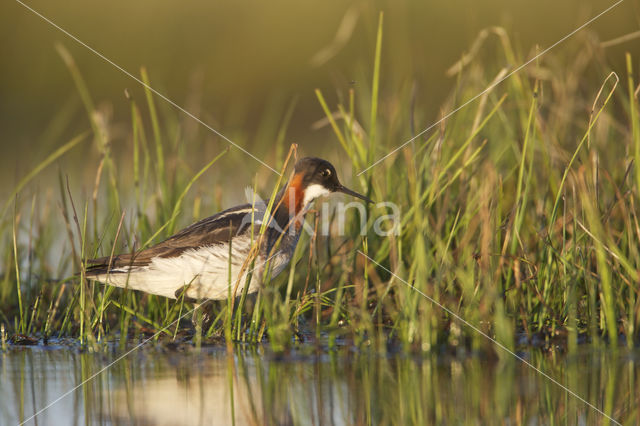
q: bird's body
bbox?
[86,158,371,301]
[87,203,297,300]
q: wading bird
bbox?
[86,157,372,301]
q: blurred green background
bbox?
[1,0,638,204]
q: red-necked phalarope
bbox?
[86,157,372,300]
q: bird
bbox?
[85,157,372,301]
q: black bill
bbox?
[337,185,374,203]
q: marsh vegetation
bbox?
[2,1,640,423]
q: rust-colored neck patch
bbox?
[284,172,305,216]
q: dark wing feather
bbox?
[86,204,256,274]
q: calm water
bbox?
[1,343,638,425]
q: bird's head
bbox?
[285,157,373,213]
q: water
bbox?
[2,342,638,425]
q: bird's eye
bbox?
[321,168,332,178]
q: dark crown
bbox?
[294,157,341,191]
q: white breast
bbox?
[303,184,330,206]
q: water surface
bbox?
[2,342,638,425]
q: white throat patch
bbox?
[303,184,331,206]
